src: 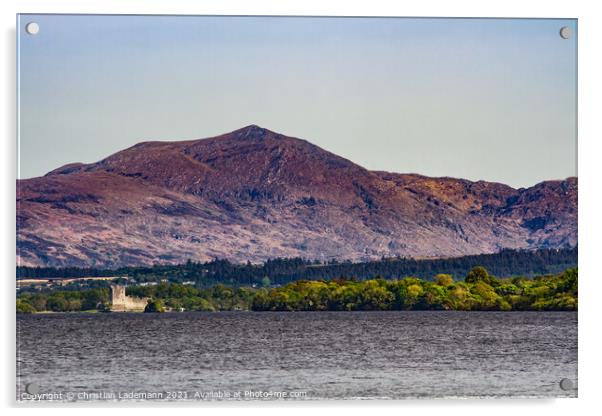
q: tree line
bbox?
[16,247,577,287]
[251,267,577,311]
[17,267,577,313]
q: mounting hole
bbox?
[559,378,574,391]
[559,26,571,39]
[25,22,39,35]
[25,382,40,395]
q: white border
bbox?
[2,1,601,415]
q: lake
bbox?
[17,311,577,401]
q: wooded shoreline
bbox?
[17,267,577,313]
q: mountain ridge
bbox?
[17,125,577,267]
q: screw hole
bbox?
[25,22,39,35]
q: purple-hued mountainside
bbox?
[17,125,577,267]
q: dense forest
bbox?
[16,247,577,287]
[16,267,577,313]
[251,268,577,312]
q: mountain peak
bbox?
[232,124,273,140]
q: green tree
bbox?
[402,282,424,309]
[420,283,448,309]
[435,274,454,287]
[16,299,36,313]
[47,295,69,312]
[359,280,394,310]
[251,290,270,311]
[28,294,47,312]
[447,284,470,310]
[81,288,109,311]
[471,281,500,309]
[329,284,360,311]
[558,268,578,294]
[166,298,183,311]
[144,299,165,313]
[465,267,493,284]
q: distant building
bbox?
[110,284,149,312]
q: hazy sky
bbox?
[18,15,577,188]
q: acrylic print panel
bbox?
[16,14,577,402]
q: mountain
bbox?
[16,125,577,267]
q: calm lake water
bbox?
[17,311,577,401]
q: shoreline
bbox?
[17,309,579,315]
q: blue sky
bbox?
[18,15,577,188]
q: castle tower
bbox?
[110,284,148,312]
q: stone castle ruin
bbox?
[110,284,149,312]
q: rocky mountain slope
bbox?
[17,125,577,267]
